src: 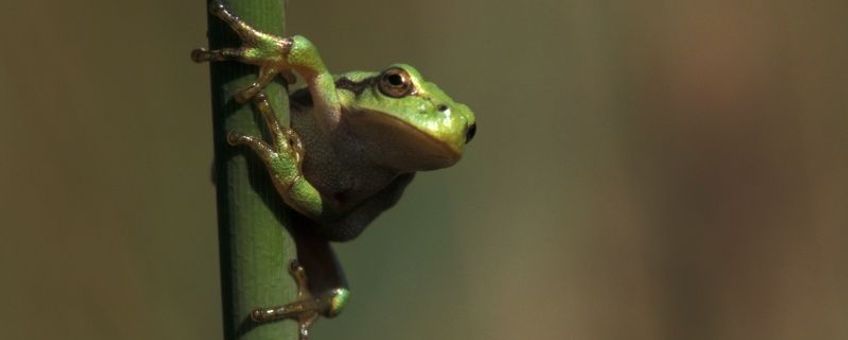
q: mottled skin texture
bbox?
[192,1,475,338]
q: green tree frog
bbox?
[192,1,475,338]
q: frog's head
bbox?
[339,64,476,172]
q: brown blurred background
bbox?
[1,0,847,339]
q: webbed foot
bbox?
[191,0,292,103]
[227,93,303,189]
[251,260,350,340]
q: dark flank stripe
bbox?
[290,76,374,109]
[335,76,374,95]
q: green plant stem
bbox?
[204,0,297,339]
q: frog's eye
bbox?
[465,123,477,144]
[378,67,414,98]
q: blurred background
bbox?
[2,0,847,339]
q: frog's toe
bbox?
[281,130,304,158]
[234,89,253,104]
[190,48,209,62]
[191,47,245,63]
[208,0,226,15]
[225,131,244,146]
[288,260,308,284]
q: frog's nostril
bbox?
[437,104,449,112]
[465,123,476,144]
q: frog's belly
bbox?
[292,107,397,209]
[300,149,396,208]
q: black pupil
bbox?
[387,73,404,86]
[465,123,477,143]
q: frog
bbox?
[191,1,476,339]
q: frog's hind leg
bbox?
[253,93,303,159]
[226,132,276,164]
[226,93,305,189]
[225,95,286,163]
[250,260,350,340]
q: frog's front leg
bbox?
[228,93,336,220]
[192,0,341,130]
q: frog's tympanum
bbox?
[192,1,475,338]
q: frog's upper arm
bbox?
[283,36,342,132]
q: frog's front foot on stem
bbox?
[190,0,291,103]
[250,260,350,340]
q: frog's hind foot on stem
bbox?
[250,260,350,340]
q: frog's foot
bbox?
[228,92,301,155]
[251,260,351,340]
[226,126,303,188]
[227,93,305,195]
[191,0,292,103]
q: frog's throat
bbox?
[346,109,461,171]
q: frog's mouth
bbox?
[344,110,462,171]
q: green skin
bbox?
[192,1,475,338]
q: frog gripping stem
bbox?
[195,0,318,339]
[249,260,350,340]
[192,0,293,103]
[195,1,475,339]
[193,0,341,130]
[226,93,305,192]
